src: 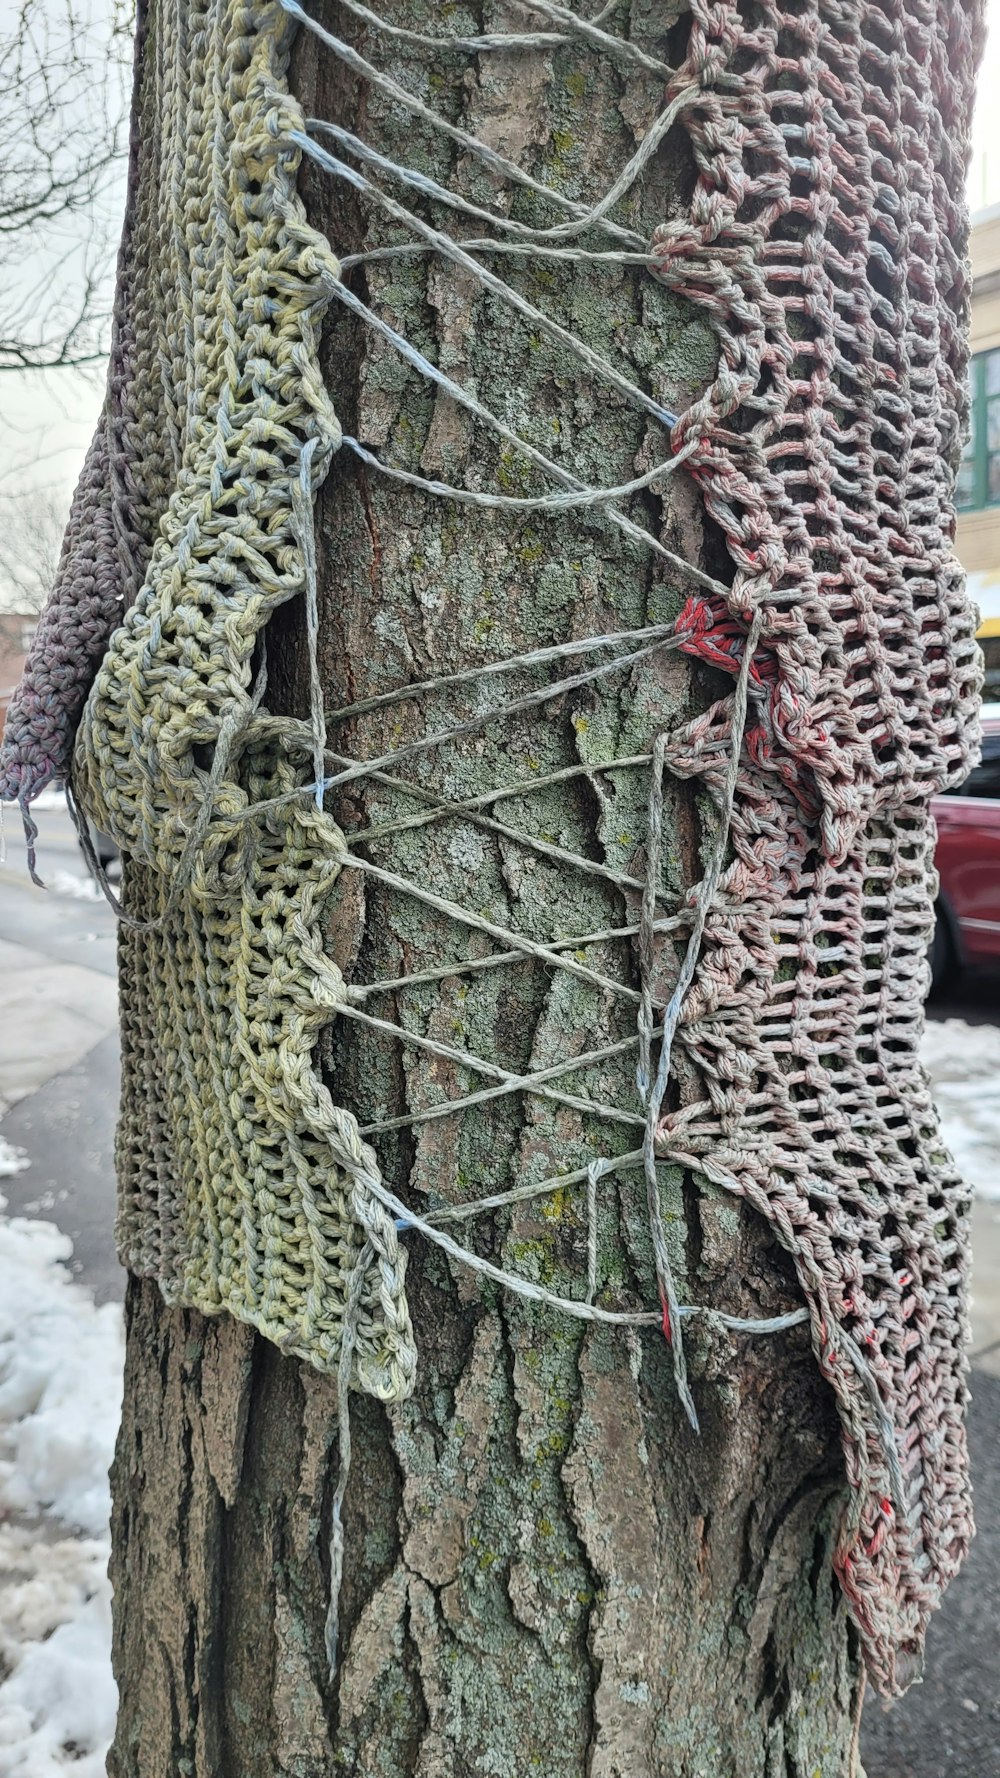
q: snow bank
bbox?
[922,1017,1000,1202]
[0,1211,123,1536]
[0,1177,123,1776]
[0,1531,115,1778]
[0,1139,29,1180]
[42,870,103,906]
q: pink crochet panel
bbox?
[651,0,983,1695]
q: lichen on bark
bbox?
[107,4,865,1774]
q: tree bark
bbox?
[108,4,864,1774]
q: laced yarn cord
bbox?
[0,0,983,1699]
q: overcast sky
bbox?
[2,0,999,561]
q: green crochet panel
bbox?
[73,0,416,1403]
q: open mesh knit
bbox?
[0,0,985,1697]
[650,0,983,1686]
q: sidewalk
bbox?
[0,815,121,1303]
[0,1029,122,1304]
[970,1197,1000,1376]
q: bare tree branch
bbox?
[0,487,68,615]
[0,0,131,373]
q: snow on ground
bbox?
[40,870,103,905]
[0,1141,29,1181]
[922,1018,1000,1201]
[0,1142,123,1778]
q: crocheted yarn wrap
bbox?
[0,0,983,1698]
[19,0,415,1402]
[649,0,983,1693]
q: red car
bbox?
[931,706,1000,984]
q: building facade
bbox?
[959,205,1000,701]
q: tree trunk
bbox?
[108,3,864,1774]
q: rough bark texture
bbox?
[108,4,865,1774]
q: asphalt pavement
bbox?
[0,799,998,1775]
[861,1366,1000,1777]
[0,800,121,1304]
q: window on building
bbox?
[957,347,1000,512]
[982,633,1000,702]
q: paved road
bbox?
[0,800,122,1305]
[1,799,998,1773]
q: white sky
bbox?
[970,0,1000,213]
[2,366,107,512]
[1,0,999,555]
[0,0,128,530]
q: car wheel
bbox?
[929,903,955,994]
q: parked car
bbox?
[931,704,1000,985]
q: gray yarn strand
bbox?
[319,637,686,797]
[634,612,766,1432]
[505,0,673,75]
[296,136,680,429]
[315,278,729,595]
[338,431,683,515]
[280,0,646,249]
[330,0,674,78]
[294,437,328,811]
[338,1002,645,1131]
[356,1032,642,1140]
[325,1240,371,1677]
[340,853,645,1007]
